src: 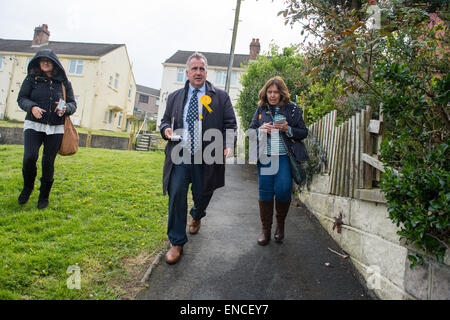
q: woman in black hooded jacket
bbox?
[17,49,77,209]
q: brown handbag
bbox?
[58,82,79,156]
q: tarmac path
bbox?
[137,164,372,300]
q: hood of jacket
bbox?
[27,49,67,82]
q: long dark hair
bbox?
[29,60,60,78]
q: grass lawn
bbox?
[0,144,169,300]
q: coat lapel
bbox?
[174,82,189,129]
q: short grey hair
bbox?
[186,52,208,70]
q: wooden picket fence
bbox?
[306,106,387,203]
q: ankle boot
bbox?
[257,200,274,246]
[37,179,54,210]
[18,170,37,205]
[18,186,34,205]
[274,199,291,242]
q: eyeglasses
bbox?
[40,59,53,64]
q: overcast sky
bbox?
[0,0,306,89]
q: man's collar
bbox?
[188,82,206,94]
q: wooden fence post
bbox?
[86,131,92,148]
[128,133,135,151]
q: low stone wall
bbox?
[0,126,24,145]
[0,126,131,151]
[299,173,449,300]
[88,134,130,150]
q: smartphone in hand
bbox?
[55,99,66,116]
[274,118,287,124]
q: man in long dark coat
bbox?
[159,52,237,264]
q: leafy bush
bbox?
[381,143,449,266]
[236,45,308,131]
[373,18,449,266]
[279,0,449,267]
[300,79,343,124]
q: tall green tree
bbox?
[237,45,308,131]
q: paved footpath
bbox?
[137,164,373,300]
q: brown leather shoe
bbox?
[165,245,183,265]
[189,219,201,234]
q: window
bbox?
[109,76,113,86]
[215,71,226,86]
[114,73,119,89]
[118,112,123,127]
[128,84,132,98]
[139,94,149,104]
[0,56,3,70]
[177,68,187,83]
[108,110,113,123]
[215,71,238,86]
[69,60,84,75]
[230,72,238,86]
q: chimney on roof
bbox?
[32,24,50,47]
[249,38,260,60]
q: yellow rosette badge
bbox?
[199,95,212,119]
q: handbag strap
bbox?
[60,82,68,117]
[61,82,66,101]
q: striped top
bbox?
[259,107,293,156]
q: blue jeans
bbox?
[257,155,292,202]
[167,161,213,246]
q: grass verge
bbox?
[0,144,168,299]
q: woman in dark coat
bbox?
[17,49,77,209]
[249,76,309,245]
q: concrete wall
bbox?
[299,173,450,300]
[0,55,14,119]
[0,126,23,145]
[93,46,136,132]
[0,126,131,151]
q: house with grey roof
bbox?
[156,38,261,129]
[134,84,160,121]
[0,24,137,132]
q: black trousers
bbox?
[167,161,214,246]
[22,129,63,187]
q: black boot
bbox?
[18,186,34,205]
[18,169,37,205]
[37,179,54,209]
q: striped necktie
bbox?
[186,88,200,154]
